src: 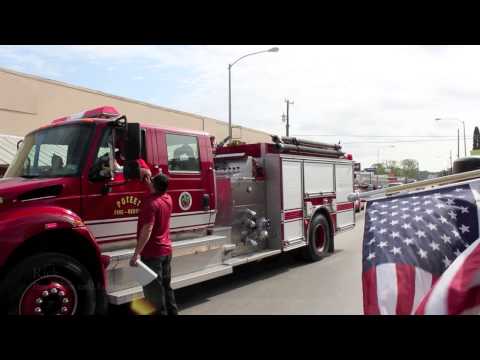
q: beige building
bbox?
[0,67,271,143]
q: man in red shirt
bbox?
[130,174,178,315]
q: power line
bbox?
[292,134,463,138]
[343,139,472,144]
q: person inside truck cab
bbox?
[51,154,64,173]
[170,143,195,171]
[91,132,151,182]
[114,138,151,181]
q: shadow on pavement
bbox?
[175,250,344,312]
[109,249,342,315]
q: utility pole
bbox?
[457,128,460,159]
[285,99,294,137]
[450,150,453,174]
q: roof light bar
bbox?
[50,106,120,124]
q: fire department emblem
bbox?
[179,192,192,211]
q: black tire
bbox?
[0,253,96,315]
[302,214,332,262]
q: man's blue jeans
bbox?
[141,255,178,315]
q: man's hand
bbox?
[130,253,139,267]
[140,168,152,184]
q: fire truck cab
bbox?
[0,106,355,315]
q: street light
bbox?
[227,47,279,144]
[435,117,466,157]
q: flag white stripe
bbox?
[376,263,397,315]
[412,267,432,314]
[424,237,480,314]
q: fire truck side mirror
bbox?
[125,123,141,162]
[123,160,140,180]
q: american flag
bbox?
[414,236,480,315]
[362,181,480,315]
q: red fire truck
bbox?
[0,106,355,315]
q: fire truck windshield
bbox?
[5,123,94,178]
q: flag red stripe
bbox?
[395,264,415,315]
[447,243,480,314]
[363,268,380,315]
[458,286,480,313]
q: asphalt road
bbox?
[176,212,366,315]
[111,212,366,315]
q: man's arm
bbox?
[138,159,152,183]
[130,222,154,266]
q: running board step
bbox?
[283,238,307,252]
[107,264,233,305]
[223,249,281,267]
[173,235,229,257]
[103,234,229,270]
[172,264,232,289]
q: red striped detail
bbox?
[284,209,303,221]
[395,264,415,315]
[337,202,354,211]
[308,196,334,206]
[362,268,380,315]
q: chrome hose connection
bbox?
[240,209,271,247]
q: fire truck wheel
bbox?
[1,253,96,315]
[302,214,331,262]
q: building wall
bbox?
[0,67,271,143]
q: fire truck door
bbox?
[82,127,148,244]
[281,160,305,246]
[163,132,215,232]
[335,163,355,229]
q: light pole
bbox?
[284,99,294,137]
[435,117,466,157]
[227,47,279,144]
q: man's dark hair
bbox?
[152,174,169,194]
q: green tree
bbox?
[401,159,419,180]
[384,160,402,177]
[372,163,386,175]
[438,169,450,177]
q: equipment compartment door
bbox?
[335,163,355,229]
[281,160,305,247]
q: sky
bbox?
[0,45,478,172]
